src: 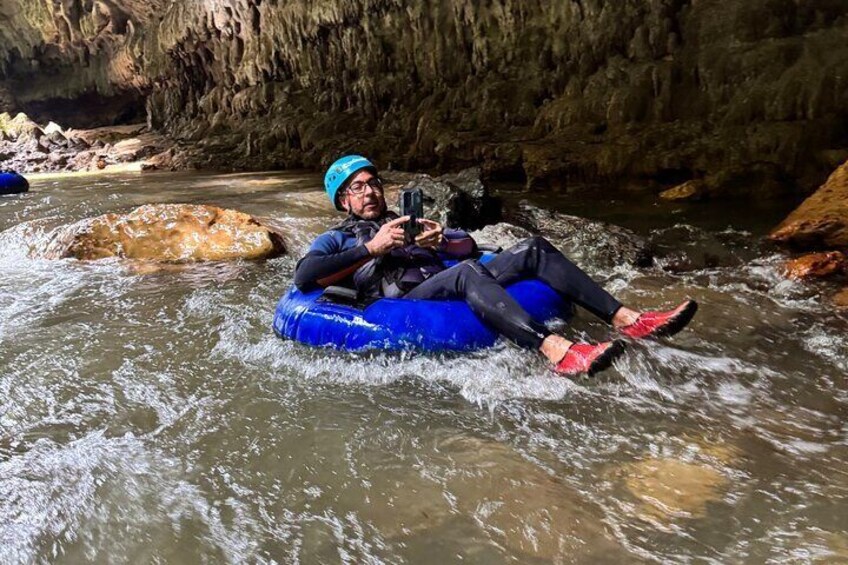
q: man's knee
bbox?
[525,235,555,251]
[453,260,496,290]
[456,259,491,279]
[507,235,555,258]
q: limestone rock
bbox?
[506,201,654,268]
[0,112,42,140]
[42,204,287,262]
[660,180,706,201]
[382,168,500,229]
[468,222,534,250]
[43,122,63,136]
[784,252,847,280]
[770,160,848,250]
[0,117,169,174]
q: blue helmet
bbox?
[324,155,377,211]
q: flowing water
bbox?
[1,171,847,563]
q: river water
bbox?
[1,171,846,563]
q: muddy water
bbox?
[1,171,847,563]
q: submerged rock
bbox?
[770,160,848,251]
[506,201,654,268]
[41,204,286,262]
[619,457,727,524]
[784,252,848,280]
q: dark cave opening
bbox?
[18,90,147,129]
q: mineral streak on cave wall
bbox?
[1,0,847,191]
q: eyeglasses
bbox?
[345,177,383,196]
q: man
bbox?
[295,155,698,376]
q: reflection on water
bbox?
[1,172,847,562]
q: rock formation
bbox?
[771,159,848,307]
[770,159,848,251]
[40,204,287,261]
[0,1,846,190]
[507,201,654,268]
[0,112,169,173]
[382,167,500,230]
[784,251,847,281]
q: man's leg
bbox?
[403,260,624,376]
[485,236,698,338]
[404,260,550,349]
[484,236,623,323]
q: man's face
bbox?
[339,170,386,219]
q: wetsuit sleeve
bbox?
[439,228,477,258]
[294,232,372,290]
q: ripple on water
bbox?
[1,173,848,562]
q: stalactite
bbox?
[0,0,845,188]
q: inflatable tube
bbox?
[0,171,29,195]
[273,256,574,352]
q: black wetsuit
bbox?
[295,217,622,349]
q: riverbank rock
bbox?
[770,160,848,251]
[784,252,848,280]
[382,167,501,229]
[660,180,707,201]
[0,113,171,174]
[42,204,286,262]
[506,202,653,268]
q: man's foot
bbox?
[554,340,625,377]
[618,299,698,339]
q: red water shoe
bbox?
[618,299,698,339]
[554,340,625,377]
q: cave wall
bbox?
[1,0,847,192]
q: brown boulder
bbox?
[43,204,286,261]
[659,180,707,201]
[770,160,848,250]
[834,288,848,310]
[784,252,848,280]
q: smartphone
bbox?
[398,188,424,244]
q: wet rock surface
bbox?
[770,159,848,251]
[382,167,500,230]
[468,223,534,251]
[506,201,654,268]
[40,204,287,262]
[784,252,848,281]
[0,1,846,190]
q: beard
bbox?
[353,197,386,219]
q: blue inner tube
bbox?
[273,255,573,352]
[0,171,29,195]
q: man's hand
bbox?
[365,216,409,256]
[415,218,445,249]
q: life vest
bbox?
[332,212,446,298]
